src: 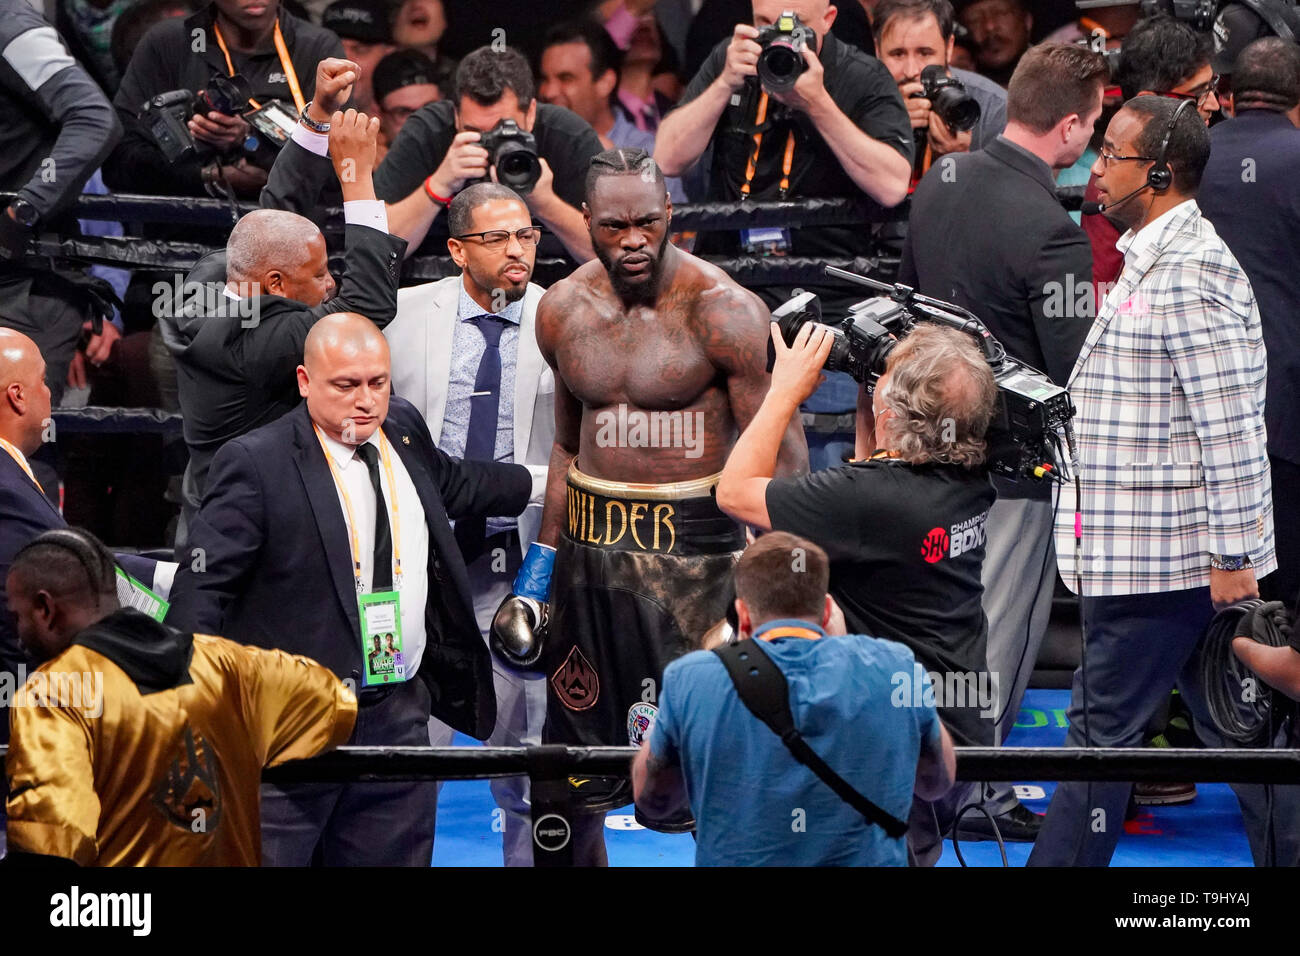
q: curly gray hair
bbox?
[876,324,997,467]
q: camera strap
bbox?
[713,636,910,838]
[212,19,306,113]
[742,92,796,199]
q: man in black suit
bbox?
[168,93,407,550]
[167,312,533,866]
[1198,37,1300,608]
[899,42,1106,843]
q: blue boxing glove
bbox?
[489,542,555,671]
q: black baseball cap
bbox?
[322,0,393,44]
[373,48,447,103]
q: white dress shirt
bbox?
[291,123,389,232]
[317,426,430,674]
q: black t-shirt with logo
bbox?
[766,458,996,745]
[682,31,912,260]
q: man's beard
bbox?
[595,232,670,305]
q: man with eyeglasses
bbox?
[1030,94,1292,867]
[382,182,551,867]
[1084,14,1221,291]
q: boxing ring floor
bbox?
[430,689,1254,867]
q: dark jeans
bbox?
[261,675,437,866]
[1028,586,1300,867]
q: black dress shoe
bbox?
[954,802,1044,843]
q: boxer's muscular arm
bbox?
[707,286,809,478]
[535,284,583,548]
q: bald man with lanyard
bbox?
[168,314,533,865]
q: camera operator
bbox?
[873,0,1007,168]
[716,320,998,866]
[633,531,956,866]
[104,0,342,200]
[900,41,1105,842]
[656,0,912,471]
[369,45,603,263]
[0,0,122,407]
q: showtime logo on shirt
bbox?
[920,510,989,563]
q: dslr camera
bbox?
[771,266,1076,482]
[911,65,981,133]
[141,74,253,163]
[756,10,817,93]
[479,119,541,193]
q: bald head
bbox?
[297,313,392,445]
[753,0,833,32]
[226,209,335,306]
[0,328,51,454]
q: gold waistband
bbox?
[567,462,722,501]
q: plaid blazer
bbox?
[1055,202,1276,597]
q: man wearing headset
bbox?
[1028,95,1293,867]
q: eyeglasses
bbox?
[1096,148,1157,168]
[1154,74,1221,107]
[452,227,542,250]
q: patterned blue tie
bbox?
[455,315,506,561]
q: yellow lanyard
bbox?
[313,426,404,591]
[212,19,306,113]
[0,437,41,493]
[742,91,797,199]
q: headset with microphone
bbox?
[1082,97,1197,215]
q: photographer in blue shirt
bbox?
[633,531,955,866]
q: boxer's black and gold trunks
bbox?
[543,464,744,826]
[563,468,746,557]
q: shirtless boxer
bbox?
[490,147,808,864]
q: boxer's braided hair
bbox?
[584,147,665,203]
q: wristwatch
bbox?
[8,197,39,228]
[299,102,331,133]
[1210,553,1253,572]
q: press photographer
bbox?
[715,312,999,866]
[873,0,1007,169]
[104,0,342,199]
[655,0,913,471]
[366,45,603,262]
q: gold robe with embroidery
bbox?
[5,633,356,866]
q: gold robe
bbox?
[6,634,356,865]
